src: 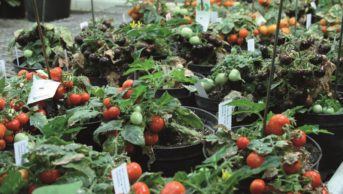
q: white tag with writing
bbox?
[14,140,29,166]
[80,21,89,29]
[0,60,6,79]
[247,39,255,52]
[210,11,219,23]
[328,162,343,194]
[15,46,20,66]
[306,14,312,29]
[112,163,130,194]
[196,11,211,32]
[255,12,266,26]
[195,81,209,98]
[218,100,233,130]
[310,2,317,9]
[27,79,60,104]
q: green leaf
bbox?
[0,77,5,94]
[30,112,48,131]
[68,110,100,127]
[93,120,123,144]
[156,92,174,106]
[124,58,155,75]
[248,135,288,155]
[228,98,265,113]
[33,181,83,194]
[63,162,96,183]
[174,107,204,129]
[41,115,67,137]
[0,170,25,194]
[121,125,145,146]
[299,125,334,135]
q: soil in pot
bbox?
[130,107,217,177]
[295,112,343,181]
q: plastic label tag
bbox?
[166,13,172,21]
[306,14,312,29]
[247,39,255,52]
[14,140,29,166]
[210,11,219,23]
[310,2,317,9]
[255,12,266,26]
[196,0,211,32]
[122,13,127,23]
[0,60,6,79]
[112,163,130,194]
[195,81,209,98]
[328,162,343,194]
[27,79,60,104]
[80,21,89,29]
[15,46,20,66]
[218,100,233,130]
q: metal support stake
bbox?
[262,0,284,130]
[91,0,95,26]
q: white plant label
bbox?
[14,140,29,166]
[112,163,130,194]
[15,46,20,66]
[27,79,60,104]
[310,2,317,9]
[328,162,343,194]
[196,11,211,32]
[0,60,6,79]
[210,11,219,23]
[166,13,172,21]
[247,39,255,52]
[122,13,127,23]
[80,21,89,29]
[255,12,266,26]
[195,81,209,98]
[306,14,312,29]
[218,100,233,130]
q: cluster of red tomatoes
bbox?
[235,114,328,194]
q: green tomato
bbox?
[134,106,142,112]
[312,104,323,113]
[214,73,228,86]
[180,27,193,38]
[173,6,181,14]
[23,49,33,58]
[200,78,214,91]
[228,69,242,82]
[325,107,335,114]
[14,133,29,142]
[189,36,201,45]
[130,111,143,125]
[179,8,189,15]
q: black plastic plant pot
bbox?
[187,64,214,76]
[12,58,39,73]
[0,0,25,19]
[75,120,102,151]
[296,112,343,180]
[24,0,71,22]
[194,94,220,114]
[156,88,195,106]
[130,106,218,177]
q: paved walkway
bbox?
[0,6,129,76]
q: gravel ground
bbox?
[0,6,129,77]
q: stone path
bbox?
[0,6,129,77]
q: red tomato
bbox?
[253,29,260,36]
[236,136,250,150]
[103,109,112,121]
[265,114,290,135]
[69,94,82,106]
[0,123,6,139]
[0,98,5,110]
[122,79,134,89]
[63,81,74,89]
[80,92,90,103]
[123,89,133,99]
[322,187,329,194]
[239,28,249,38]
[17,69,29,77]
[26,72,33,80]
[103,97,111,108]
[108,106,121,118]
[50,67,62,81]
[237,37,244,45]
[246,152,264,168]
[17,113,29,125]
[291,130,307,147]
[0,139,6,150]
[132,182,150,194]
[28,184,37,194]
[283,160,302,174]
[250,179,266,194]
[303,170,321,188]
[10,100,24,111]
[4,134,14,143]
[149,115,165,133]
[6,118,21,131]
[125,142,135,153]
[39,169,60,184]
[144,132,159,146]
[127,162,142,183]
[160,181,186,194]
[228,34,238,43]
[54,85,66,99]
